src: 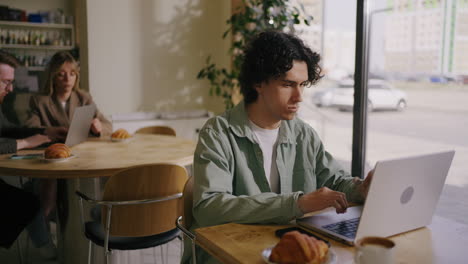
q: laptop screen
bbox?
[297,150,455,245]
[65,104,96,146]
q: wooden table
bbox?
[0,134,196,264]
[0,134,196,178]
[195,215,468,264]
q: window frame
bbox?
[352,0,370,178]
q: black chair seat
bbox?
[85,221,180,250]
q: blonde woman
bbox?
[24,52,112,250]
[25,51,112,137]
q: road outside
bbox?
[300,80,468,225]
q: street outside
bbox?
[300,80,468,225]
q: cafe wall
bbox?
[85,0,230,116]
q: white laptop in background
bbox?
[64,104,96,146]
[297,150,455,245]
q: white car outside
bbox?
[312,79,408,111]
[311,87,334,107]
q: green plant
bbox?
[197,0,313,109]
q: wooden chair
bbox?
[176,176,196,264]
[135,126,176,136]
[76,164,188,264]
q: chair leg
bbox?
[104,248,113,264]
[105,250,110,264]
[192,241,197,264]
[87,240,92,264]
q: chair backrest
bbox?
[135,126,176,136]
[102,163,187,237]
[182,176,194,229]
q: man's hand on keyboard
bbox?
[298,187,349,214]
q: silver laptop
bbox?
[297,150,455,245]
[64,104,96,146]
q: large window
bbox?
[299,0,468,225]
[367,0,468,225]
[298,0,357,171]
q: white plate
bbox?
[110,137,132,142]
[41,154,76,163]
[262,246,337,264]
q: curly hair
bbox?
[239,30,322,104]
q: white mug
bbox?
[354,236,395,264]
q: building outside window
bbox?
[298,0,468,225]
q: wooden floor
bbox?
[0,222,182,264]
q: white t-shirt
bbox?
[60,101,68,112]
[249,120,280,193]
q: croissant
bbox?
[44,143,72,159]
[270,231,328,264]
[111,128,131,139]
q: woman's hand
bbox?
[297,187,349,214]
[16,134,51,150]
[90,118,102,135]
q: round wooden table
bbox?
[0,134,196,264]
[0,134,196,178]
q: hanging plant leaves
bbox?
[197,0,314,109]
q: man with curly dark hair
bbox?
[239,30,322,105]
[184,31,372,263]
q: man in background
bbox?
[0,50,66,250]
[0,50,66,152]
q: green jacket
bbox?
[182,101,362,264]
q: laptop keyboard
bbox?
[322,217,360,239]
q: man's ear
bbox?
[254,83,262,95]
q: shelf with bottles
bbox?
[0,20,74,50]
[6,49,73,71]
[0,20,73,29]
[0,44,73,50]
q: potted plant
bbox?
[197,0,313,109]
